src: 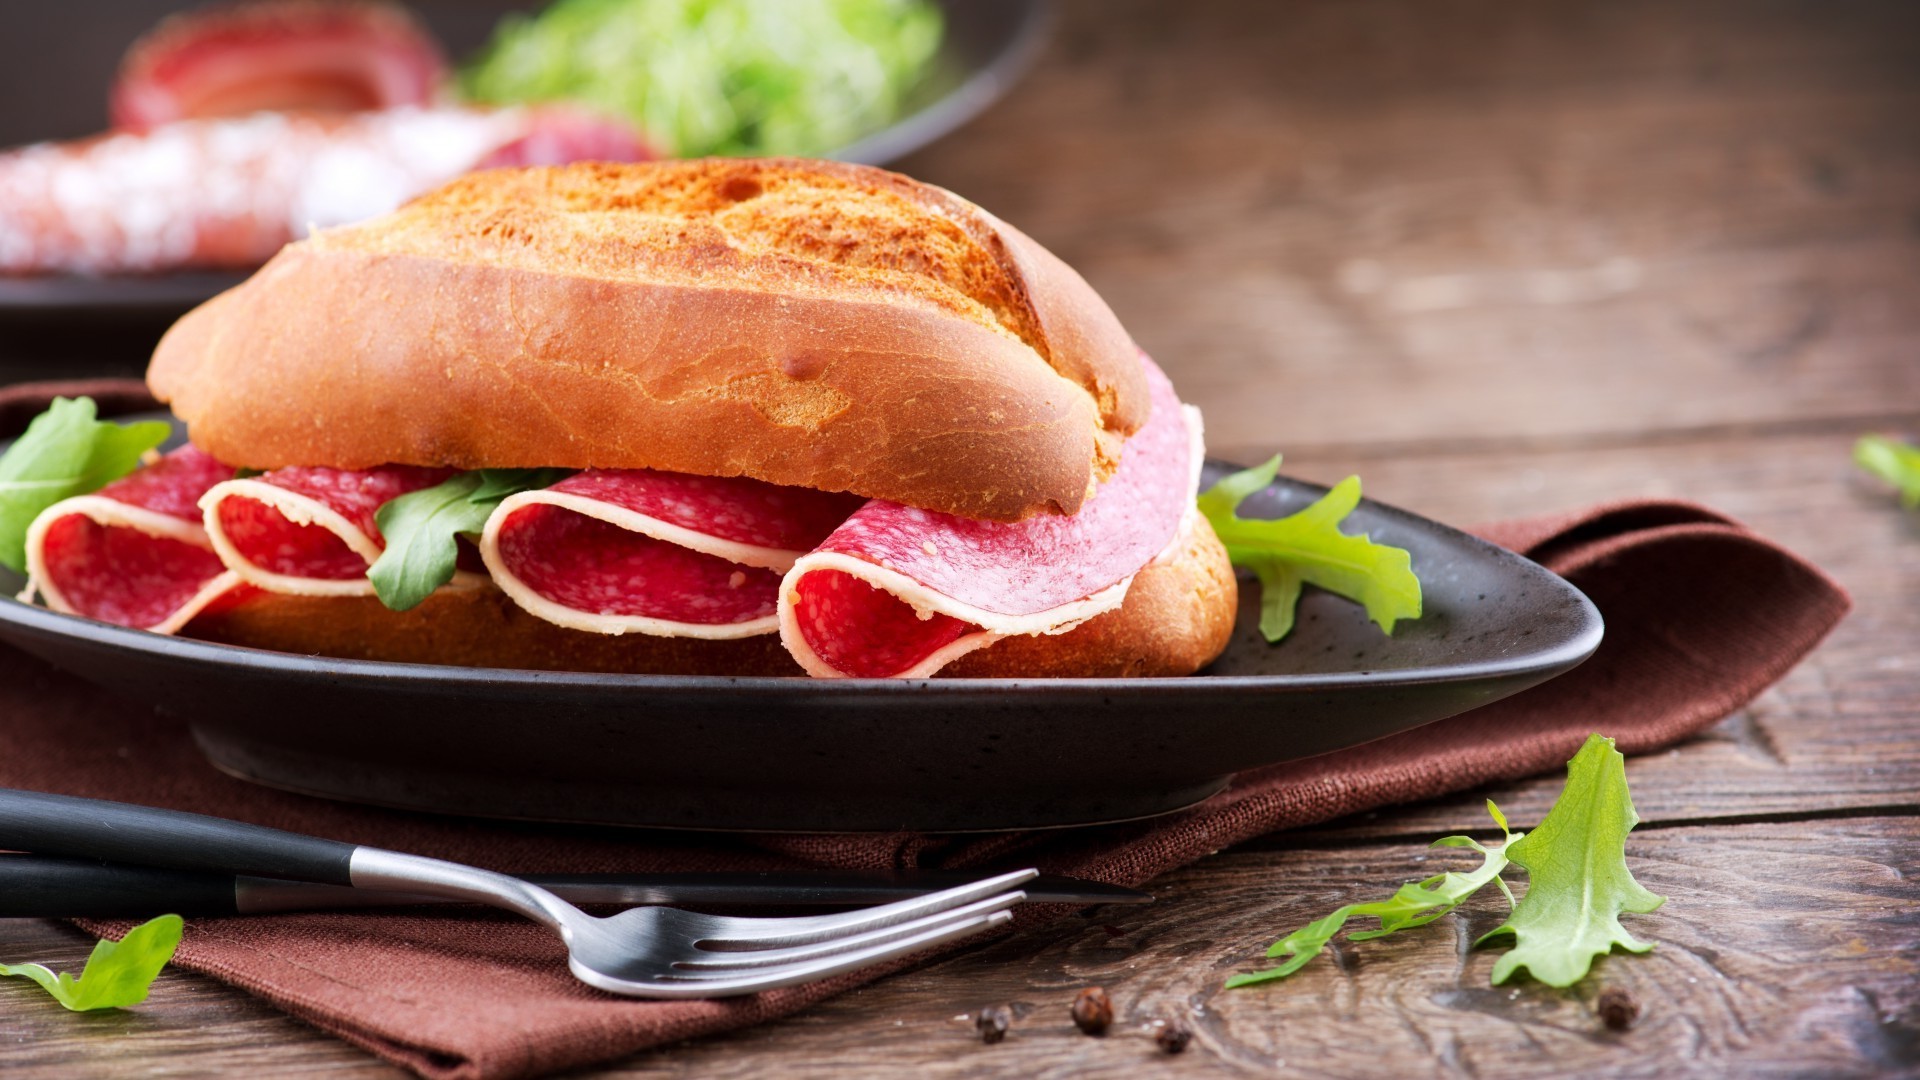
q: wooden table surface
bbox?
[3,0,1917,1075]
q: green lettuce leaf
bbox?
[1479,734,1666,987]
[1855,434,1920,509]
[368,469,571,612]
[0,914,182,1011]
[0,397,171,573]
[460,0,943,157]
[1225,801,1517,988]
[1197,455,1422,643]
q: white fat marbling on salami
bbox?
[778,355,1202,678]
[200,464,463,596]
[24,446,250,633]
[480,470,864,640]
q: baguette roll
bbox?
[150,159,1149,522]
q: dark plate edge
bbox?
[192,743,1237,836]
[0,482,1605,696]
[832,0,1055,167]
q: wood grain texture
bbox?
[2,0,1917,1075]
[3,818,1915,1077]
[1278,429,1920,843]
[899,0,1920,453]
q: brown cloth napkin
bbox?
[0,380,1849,1079]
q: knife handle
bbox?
[0,856,240,917]
[0,788,357,885]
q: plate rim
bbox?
[0,470,1605,696]
[832,0,1055,167]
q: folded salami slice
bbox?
[480,471,864,640]
[23,446,249,633]
[779,356,1203,678]
[200,465,459,596]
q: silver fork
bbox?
[0,788,1031,998]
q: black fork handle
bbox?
[0,856,243,917]
[0,787,357,885]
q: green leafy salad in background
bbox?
[1228,734,1665,991]
[0,915,182,1012]
[461,0,945,158]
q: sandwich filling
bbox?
[23,446,249,633]
[481,471,862,639]
[778,358,1201,677]
[24,355,1202,679]
[201,465,467,596]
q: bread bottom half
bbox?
[183,517,1236,678]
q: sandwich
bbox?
[17,158,1237,678]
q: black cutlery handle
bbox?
[0,856,241,917]
[0,788,356,886]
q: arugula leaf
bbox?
[1225,801,1518,988]
[0,398,170,573]
[368,469,570,611]
[1479,734,1666,987]
[1855,434,1920,509]
[0,914,182,1011]
[1197,455,1422,643]
[1227,738,1665,992]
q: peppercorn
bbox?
[1597,986,1640,1031]
[976,1004,1012,1044]
[1070,987,1113,1035]
[1154,1020,1192,1054]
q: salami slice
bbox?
[200,465,459,595]
[480,470,864,640]
[23,446,249,633]
[110,0,449,133]
[779,355,1203,678]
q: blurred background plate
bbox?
[0,0,1050,334]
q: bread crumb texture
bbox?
[323,159,1053,371]
[152,159,1150,520]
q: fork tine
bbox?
[673,890,1025,972]
[696,867,1039,949]
[651,910,1015,996]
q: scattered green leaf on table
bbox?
[369,469,572,611]
[0,914,183,1011]
[1225,801,1517,988]
[1196,455,1422,643]
[0,397,171,574]
[1479,734,1666,987]
[1854,434,1920,509]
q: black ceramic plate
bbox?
[0,0,1050,321]
[0,442,1602,832]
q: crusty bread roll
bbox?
[183,515,1236,678]
[149,159,1148,522]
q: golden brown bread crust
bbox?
[148,159,1148,521]
[181,517,1235,677]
